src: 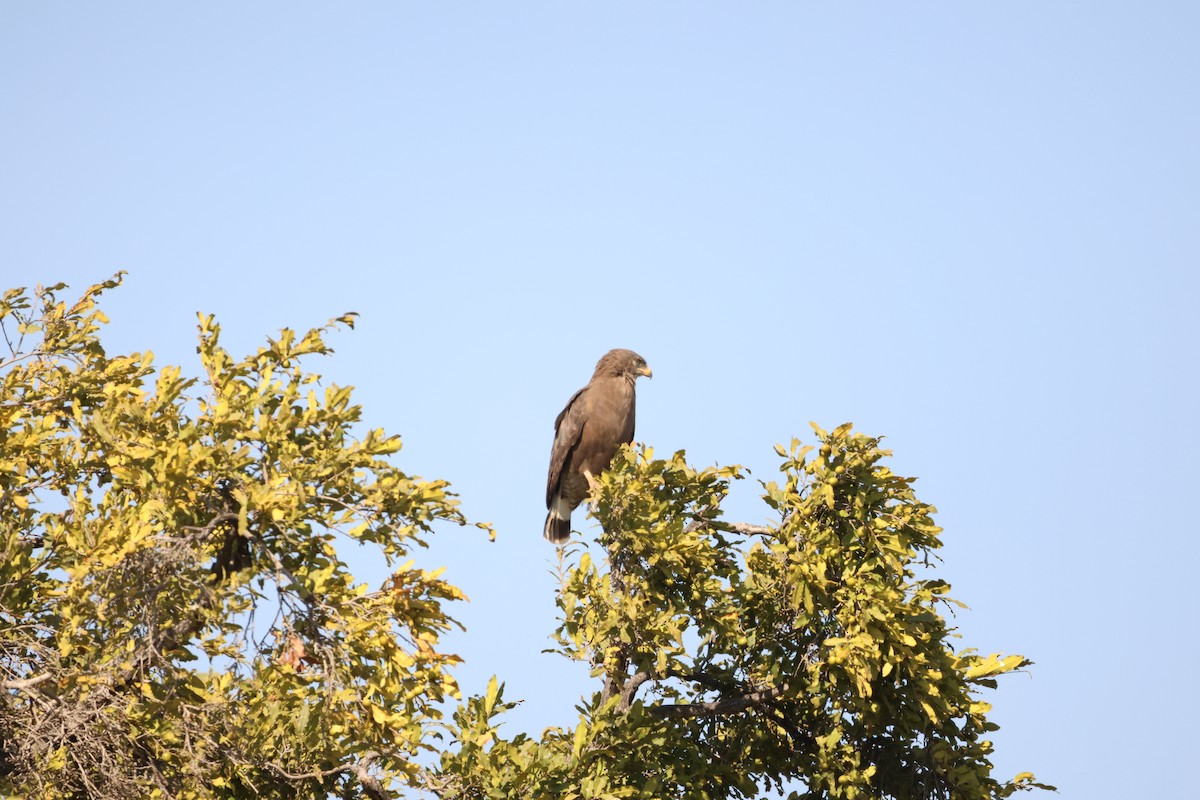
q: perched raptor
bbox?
[544,348,652,544]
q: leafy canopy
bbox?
[431,436,1053,799]
[0,275,488,799]
[0,276,1050,800]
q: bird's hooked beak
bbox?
[639,365,653,379]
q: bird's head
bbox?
[595,348,652,380]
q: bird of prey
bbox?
[544,348,652,544]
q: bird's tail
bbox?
[543,496,572,545]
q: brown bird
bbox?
[544,349,652,544]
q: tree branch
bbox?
[683,517,773,537]
[1,673,53,692]
[646,683,787,720]
[616,670,652,712]
[639,670,818,755]
[185,511,239,537]
[263,751,388,800]
[728,522,773,536]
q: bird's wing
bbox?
[546,387,588,508]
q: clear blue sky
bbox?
[3,4,1197,797]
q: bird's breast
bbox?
[580,379,635,439]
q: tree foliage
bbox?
[0,275,488,799]
[1,277,1050,799]
[428,439,1052,799]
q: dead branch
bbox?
[263,750,387,800]
[683,517,773,536]
[0,673,53,692]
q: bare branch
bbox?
[263,751,387,800]
[728,522,773,536]
[616,670,652,712]
[264,762,350,781]
[1,673,53,692]
[683,516,773,537]
[351,759,389,800]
